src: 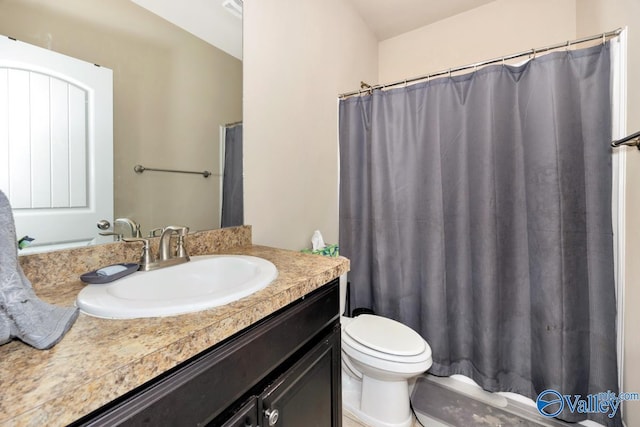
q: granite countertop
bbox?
[0,244,349,426]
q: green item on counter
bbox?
[301,243,339,257]
[18,236,35,250]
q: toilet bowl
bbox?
[341,313,432,427]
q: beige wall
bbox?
[0,0,242,236]
[243,0,378,250]
[378,0,576,83]
[577,2,640,425]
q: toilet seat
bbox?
[340,313,433,427]
[342,314,431,364]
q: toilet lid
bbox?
[343,314,426,356]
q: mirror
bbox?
[0,0,243,252]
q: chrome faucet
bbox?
[159,225,189,261]
[124,225,190,271]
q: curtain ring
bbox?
[448,69,452,78]
[566,40,571,51]
[602,32,606,44]
[531,48,536,59]
[502,57,505,67]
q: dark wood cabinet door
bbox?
[260,327,341,427]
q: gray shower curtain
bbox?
[339,44,619,426]
[221,123,243,228]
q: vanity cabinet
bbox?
[72,279,341,427]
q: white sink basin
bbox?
[76,255,278,319]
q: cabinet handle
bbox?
[264,408,279,426]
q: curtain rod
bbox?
[611,130,640,150]
[339,28,622,99]
[224,120,243,127]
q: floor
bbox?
[341,374,574,427]
[343,408,420,427]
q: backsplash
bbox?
[19,226,252,292]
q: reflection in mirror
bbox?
[0,36,114,251]
[0,0,243,253]
[221,122,243,228]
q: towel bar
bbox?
[134,164,211,178]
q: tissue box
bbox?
[301,243,339,257]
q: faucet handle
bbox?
[176,233,189,259]
[122,237,148,244]
[148,227,163,238]
[169,226,189,256]
[163,225,189,235]
[99,231,123,241]
[123,237,155,265]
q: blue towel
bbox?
[0,190,78,349]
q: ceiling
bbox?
[130,0,243,60]
[347,0,497,40]
[131,0,497,60]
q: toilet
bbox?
[340,277,432,427]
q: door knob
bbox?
[264,408,279,426]
[96,219,111,230]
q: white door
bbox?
[0,36,113,249]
